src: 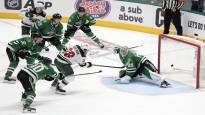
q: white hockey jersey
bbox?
[19,8,46,27]
[55,45,86,65]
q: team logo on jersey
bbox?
[4,0,22,10]
[75,0,111,19]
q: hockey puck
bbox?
[171,64,174,67]
[99,70,102,72]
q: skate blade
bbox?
[160,84,171,88]
[23,109,36,113]
[3,80,16,84]
[55,91,66,95]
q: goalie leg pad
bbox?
[119,70,126,78]
[143,60,158,72]
[119,75,131,84]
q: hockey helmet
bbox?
[120,46,129,57]
[78,7,85,12]
[35,2,44,9]
[52,13,62,20]
[81,43,89,53]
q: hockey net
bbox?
[158,34,205,88]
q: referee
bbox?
[162,0,184,36]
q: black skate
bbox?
[21,92,27,102]
[3,76,16,84]
[98,42,104,48]
[160,80,171,88]
[55,85,66,95]
[23,104,36,113]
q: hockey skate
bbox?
[3,76,16,84]
[23,104,36,113]
[55,85,66,95]
[97,42,104,48]
[160,80,171,88]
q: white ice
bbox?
[0,19,205,115]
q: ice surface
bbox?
[0,19,205,115]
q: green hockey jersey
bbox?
[118,51,146,77]
[31,19,63,39]
[67,12,96,29]
[8,37,42,59]
[22,62,61,83]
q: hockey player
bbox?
[4,33,44,83]
[31,13,65,51]
[63,7,104,48]
[17,57,65,113]
[50,44,92,94]
[113,46,170,87]
[19,2,46,37]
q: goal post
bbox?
[158,34,205,89]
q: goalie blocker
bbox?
[114,46,170,87]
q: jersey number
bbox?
[62,48,75,58]
[30,63,44,73]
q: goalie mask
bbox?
[120,46,129,57]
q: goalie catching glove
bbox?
[79,62,92,68]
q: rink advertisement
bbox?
[0,0,205,39]
[74,0,111,19]
[4,0,22,10]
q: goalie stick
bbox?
[93,64,125,69]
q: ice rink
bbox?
[0,19,205,115]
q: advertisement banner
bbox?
[0,0,205,39]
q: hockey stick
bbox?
[91,45,144,58]
[93,64,125,69]
[51,64,102,76]
[71,70,102,76]
[128,44,143,49]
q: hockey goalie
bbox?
[113,46,171,87]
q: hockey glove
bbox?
[79,62,92,68]
[64,30,72,39]
[80,24,91,33]
[18,50,31,59]
[44,75,54,81]
[38,56,52,65]
[59,73,65,80]
[113,47,119,54]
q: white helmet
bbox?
[35,2,44,9]
[81,43,89,52]
[120,46,129,57]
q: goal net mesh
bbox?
[158,34,205,88]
